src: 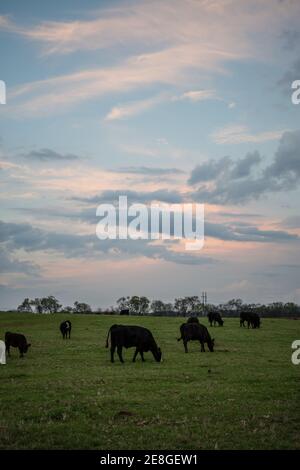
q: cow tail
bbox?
[105,327,112,348]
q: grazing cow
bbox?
[187,316,199,324]
[0,340,6,365]
[208,311,224,327]
[5,332,31,358]
[240,312,261,329]
[106,324,162,363]
[120,309,130,315]
[178,323,214,353]
[60,320,72,339]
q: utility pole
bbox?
[201,291,207,315]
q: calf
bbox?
[178,322,214,353]
[208,311,224,327]
[0,340,6,365]
[60,320,72,339]
[5,332,31,358]
[106,324,162,363]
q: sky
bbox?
[0,0,300,309]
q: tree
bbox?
[116,296,130,311]
[74,301,92,314]
[31,298,43,314]
[64,306,74,313]
[151,300,173,312]
[151,300,166,312]
[174,296,201,316]
[139,296,150,315]
[40,296,62,314]
[17,298,33,313]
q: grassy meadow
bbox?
[0,313,299,450]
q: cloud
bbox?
[188,157,231,184]
[172,89,217,102]
[189,130,300,204]
[0,220,214,266]
[5,0,299,116]
[105,94,166,120]
[188,152,261,185]
[280,215,300,229]
[281,29,300,51]
[230,151,262,179]
[278,58,300,90]
[72,189,185,205]
[0,247,40,275]
[211,124,287,144]
[265,130,300,179]
[111,166,184,176]
[205,221,298,243]
[21,148,80,162]
[105,90,216,121]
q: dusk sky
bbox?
[0,0,300,309]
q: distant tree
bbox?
[151,300,174,312]
[74,301,92,314]
[151,300,166,312]
[31,298,44,314]
[125,296,150,315]
[17,298,33,313]
[40,296,62,314]
[174,296,201,315]
[64,306,74,313]
[116,296,130,311]
[164,302,174,311]
[139,296,150,315]
[128,296,140,314]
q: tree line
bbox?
[14,295,300,317]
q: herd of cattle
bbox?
[0,312,261,365]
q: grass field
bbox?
[0,313,300,450]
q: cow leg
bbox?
[183,340,188,353]
[132,348,139,362]
[117,346,124,363]
[200,341,205,352]
[140,351,145,362]
[19,348,24,358]
[110,345,116,363]
[6,344,10,356]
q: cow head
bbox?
[220,319,224,326]
[208,338,215,352]
[24,343,31,353]
[153,347,162,362]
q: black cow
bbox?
[60,320,72,339]
[120,309,130,315]
[208,311,224,327]
[240,311,261,329]
[177,323,214,352]
[106,324,162,363]
[5,332,31,358]
[240,312,260,329]
[187,316,199,324]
